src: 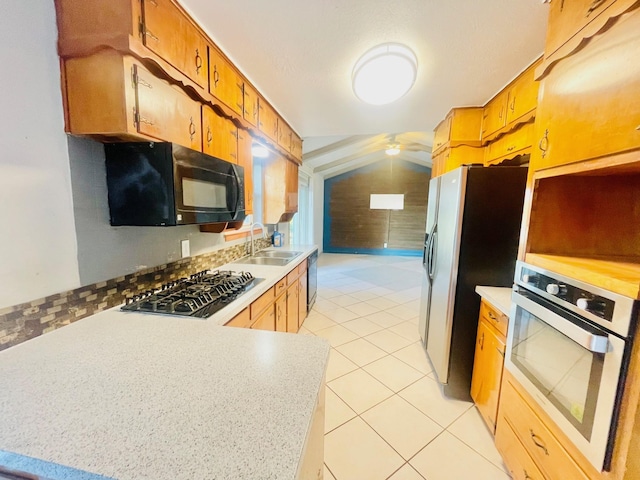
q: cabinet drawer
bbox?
[250,287,275,319]
[298,260,307,276]
[274,278,287,297]
[496,413,546,480]
[224,308,251,328]
[287,269,300,286]
[501,377,589,480]
[479,300,508,338]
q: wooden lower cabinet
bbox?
[286,280,299,333]
[298,264,308,329]
[495,414,546,480]
[275,292,287,332]
[470,300,506,434]
[498,371,590,480]
[225,308,251,329]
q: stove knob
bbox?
[545,283,566,296]
[577,298,606,314]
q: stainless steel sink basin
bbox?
[255,251,302,259]
[233,256,293,266]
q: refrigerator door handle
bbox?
[428,228,438,280]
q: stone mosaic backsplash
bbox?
[0,238,272,351]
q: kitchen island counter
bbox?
[0,245,328,480]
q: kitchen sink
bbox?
[233,256,293,266]
[255,251,302,259]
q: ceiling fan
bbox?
[384,133,431,156]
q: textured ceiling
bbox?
[181,0,549,173]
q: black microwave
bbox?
[104,142,245,226]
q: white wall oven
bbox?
[506,261,638,472]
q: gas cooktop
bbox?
[122,270,262,318]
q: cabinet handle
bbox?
[206,127,212,146]
[195,49,202,74]
[529,429,549,456]
[213,66,220,87]
[498,107,503,119]
[524,470,533,480]
[488,311,497,320]
[636,125,640,131]
[507,146,515,151]
[230,153,237,159]
[510,98,515,112]
[479,332,485,350]
[146,0,158,6]
[538,129,549,158]
[143,29,159,42]
[189,117,196,141]
[587,0,606,16]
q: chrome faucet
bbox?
[249,222,267,256]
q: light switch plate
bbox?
[181,239,190,258]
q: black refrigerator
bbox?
[418,165,527,400]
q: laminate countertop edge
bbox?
[475,285,513,315]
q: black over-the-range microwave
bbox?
[104,142,245,226]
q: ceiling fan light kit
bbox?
[352,43,418,105]
[385,145,401,156]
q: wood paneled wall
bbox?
[324,160,430,253]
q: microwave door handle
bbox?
[513,292,610,353]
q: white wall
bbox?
[0,1,80,308]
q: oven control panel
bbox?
[518,265,614,321]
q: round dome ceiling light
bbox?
[352,43,418,105]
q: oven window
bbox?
[182,178,227,209]
[511,306,604,440]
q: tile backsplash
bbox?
[0,238,271,351]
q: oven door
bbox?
[505,288,626,471]
[173,146,245,224]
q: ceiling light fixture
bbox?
[385,145,401,156]
[251,144,270,158]
[352,43,418,105]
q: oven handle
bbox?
[512,291,610,354]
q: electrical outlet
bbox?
[181,239,190,258]
[383,242,388,248]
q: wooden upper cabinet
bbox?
[208,46,244,116]
[285,159,299,214]
[64,51,201,150]
[243,83,259,127]
[202,105,237,163]
[258,98,279,143]
[432,108,483,156]
[482,59,540,143]
[290,134,303,163]
[278,119,293,153]
[531,8,640,171]
[482,90,509,140]
[263,155,288,224]
[237,129,254,214]
[140,0,208,87]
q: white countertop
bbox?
[474,285,513,315]
[0,245,329,480]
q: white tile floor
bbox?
[300,253,510,480]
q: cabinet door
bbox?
[209,47,244,115]
[275,293,287,332]
[470,319,505,434]
[544,0,617,59]
[290,134,303,162]
[243,83,259,127]
[285,159,299,213]
[287,281,299,333]
[278,119,292,153]
[482,90,508,140]
[263,155,287,224]
[135,64,201,150]
[433,113,452,153]
[531,9,640,171]
[505,63,539,125]
[251,305,275,331]
[237,129,254,214]
[484,122,534,166]
[202,105,237,163]
[141,0,207,87]
[258,98,279,143]
[298,273,308,328]
[225,308,251,328]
